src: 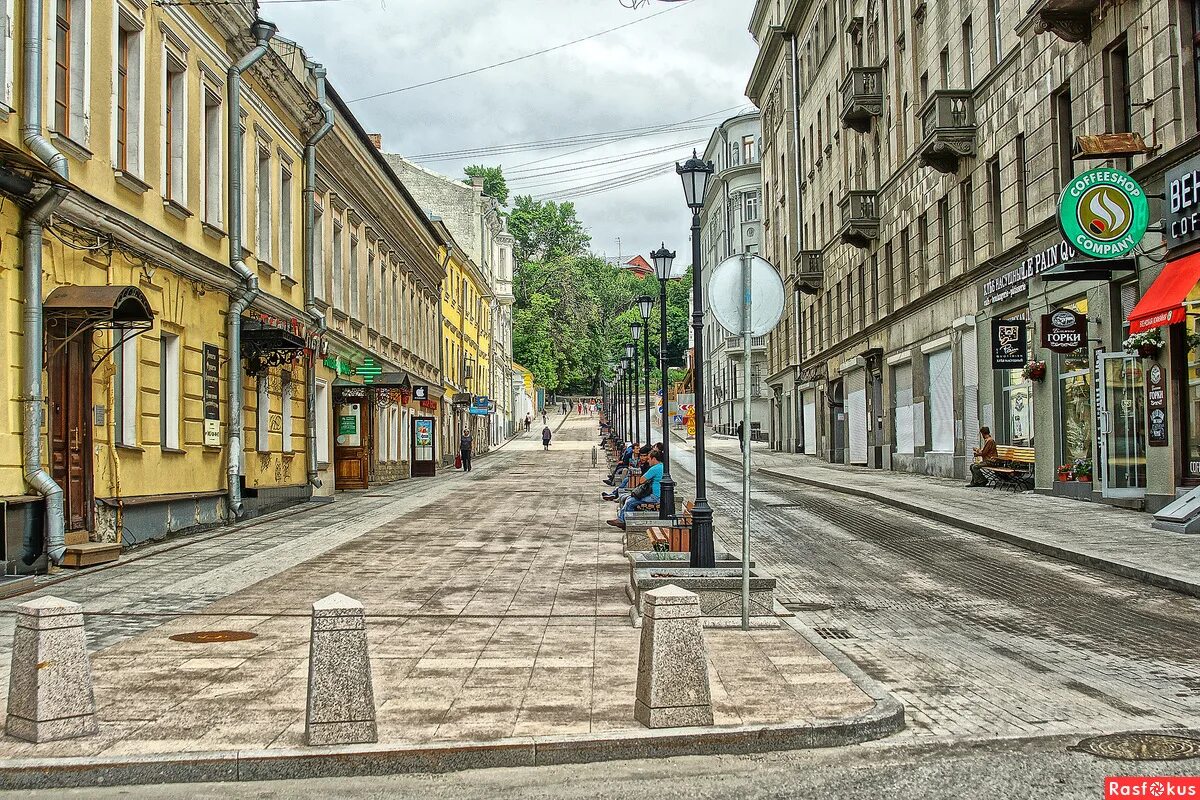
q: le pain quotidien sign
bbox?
[991,317,1028,369]
[982,241,1078,306]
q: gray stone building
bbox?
[699,112,772,439]
[746,0,1200,511]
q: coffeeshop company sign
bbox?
[1040,308,1087,353]
[1057,167,1149,259]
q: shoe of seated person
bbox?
[601,491,617,501]
[603,478,614,486]
[605,519,625,529]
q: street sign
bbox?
[1057,167,1149,260]
[1166,154,1200,250]
[991,318,1027,369]
[708,254,786,337]
[1040,308,1087,353]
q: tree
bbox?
[462,165,509,206]
[508,195,591,265]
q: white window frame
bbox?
[331,217,343,309]
[115,333,138,447]
[112,9,144,177]
[281,376,293,453]
[159,332,180,450]
[0,0,14,111]
[256,373,270,453]
[315,380,330,464]
[313,200,325,301]
[201,86,221,225]
[162,47,187,203]
[53,0,90,143]
[349,234,360,317]
[255,144,271,263]
[366,247,376,329]
[279,163,293,277]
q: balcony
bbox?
[918,90,976,173]
[725,335,768,354]
[795,250,823,295]
[1036,0,1099,42]
[838,190,879,249]
[839,67,884,133]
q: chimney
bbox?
[471,176,484,190]
[367,133,382,150]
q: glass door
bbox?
[1098,353,1147,498]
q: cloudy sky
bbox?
[264,0,758,264]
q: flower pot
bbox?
[1137,344,1159,358]
[1076,475,1092,482]
[1026,364,1046,381]
[1056,471,1071,482]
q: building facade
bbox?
[699,111,771,439]
[746,0,1200,511]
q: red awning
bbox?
[1127,252,1200,333]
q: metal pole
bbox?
[689,209,716,569]
[740,252,753,631]
[633,349,641,445]
[658,279,675,519]
[644,330,652,444]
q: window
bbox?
[0,1,11,109]
[918,213,929,291]
[988,0,1002,66]
[1106,37,1132,135]
[744,191,760,221]
[939,48,949,89]
[742,135,755,163]
[961,177,975,265]
[256,373,269,452]
[349,235,360,316]
[115,19,143,174]
[315,380,329,463]
[279,166,293,277]
[281,375,293,453]
[256,147,271,261]
[962,17,974,86]
[1053,85,1074,190]
[938,196,951,282]
[920,71,929,104]
[998,313,1033,447]
[926,349,954,452]
[899,228,910,303]
[1015,134,1027,231]
[164,52,186,202]
[882,241,894,315]
[159,333,180,450]
[312,204,325,301]
[331,220,343,309]
[114,334,138,447]
[54,0,71,134]
[202,90,221,224]
[1192,0,1200,131]
[987,155,1002,252]
[367,250,376,329]
[1057,298,1091,466]
[392,273,399,340]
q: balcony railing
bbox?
[839,67,884,133]
[1037,0,1100,42]
[726,335,768,354]
[839,190,879,249]
[918,90,976,173]
[795,250,823,294]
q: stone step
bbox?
[61,542,122,569]
[0,575,34,599]
[64,529,89,547]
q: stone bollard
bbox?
[592,446,598,468]
[634,585,713,728]
[305,593,377,746]
[6,596,98,743]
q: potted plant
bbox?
[1023,360,1047,381]
[1073,457,1093,482]
[1123,329,1162,359]
[1188,330,1200,352]
[1056,463,1073,482]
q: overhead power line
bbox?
[346,0,695,103]
[506,137,707,185]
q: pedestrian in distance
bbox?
[524,413,532,432]
[542,425,553,451]
[967,426,999,487]
[736,420,744,448]
[459,428,474,473]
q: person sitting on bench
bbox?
[603,445,652,501]
[604,441,637,485]
[967,426,1000,487]
[607,450,663,530]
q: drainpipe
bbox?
[302,62,334,489]
[226,19,276,518]
[21,0,71,564]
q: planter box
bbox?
[625,551,752,604]
[1053,480,1095,501]
[629,566,778,629]
[623,520,692,553]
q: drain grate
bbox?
[782,601,834,613]
[1072,733,1200,761]
[813,626,855,640]
[169,630,258,644]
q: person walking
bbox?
[459,428,474,473]
[736,420,744,448]
[524,413,532,432]
[542,425,553,451]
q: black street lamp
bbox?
[676,149,716,569]
[650,244,676,518]
[625,339,639,445]
[637,295,654,444]
[620,357,631,443]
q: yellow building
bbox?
[437,224,493,465]
[0,4,445,573]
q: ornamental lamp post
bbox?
[625,339,639,445]
[637,295,654,444]
[676,150,716,569]
[620,357,631,443]
[650,244,676,518]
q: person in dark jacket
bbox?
[967,426,999,487]
[459,429,474,472]
[542,426,553,451]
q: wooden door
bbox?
[333,396,370,489]
[411,416,436,477]
[49,333,93,531]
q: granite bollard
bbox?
[305,593,377,746]
[6,596,98,743]
[634,584,714,728]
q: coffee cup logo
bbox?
[1078,186,1132,241]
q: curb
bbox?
[704,448,1200,600]
[0,697,904,790]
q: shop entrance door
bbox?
[1097,353,1147,499]
[334,393,370,490]
[49,333,93,531]
[411,417,437,477]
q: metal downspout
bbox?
[21,0,71,564]
[788,31,806,452]
[226,20,276,518]
[302,63,334,489]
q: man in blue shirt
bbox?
[607,450,662,530]
[603,441,637,486]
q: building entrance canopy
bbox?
[1127,251,1200,333]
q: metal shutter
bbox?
[894,362,914,454]
[802,391,817,455]
[960,327,979,453]
[927,349,954,452]
[847,369,868,464]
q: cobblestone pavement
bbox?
[669,444,1200,740]
[0,417,870,760]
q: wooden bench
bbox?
[647,526,690,553]
[980,446,1035,492]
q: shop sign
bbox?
[356,357,383,384]
[202,343,221,446]
[415,419,434,447]
[419,399,438,410]
[248,311,328,356]
[1057,167,1150,260]
[1146,362,1169,447]
[991,318,1028,369]
[414,385,428,401]
[337,414,358,435]
[1166,154,1200,250]
[471,395,490,410]
[982,241,1078,306]
[322,356,356,377]
[1040,309,1087,354]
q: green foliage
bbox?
[508,195,591,265]
[462,165,509,206]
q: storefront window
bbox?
[1056,298,1091,465]
[1186,291,1200,479]
[998,311,1032,446]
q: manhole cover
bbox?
[813,626,855,640]
[169,630,258,644]
[1072,733,1200,761]
[782,602,834,612]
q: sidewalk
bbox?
[689,432,1200,599]
[0,417,900,790]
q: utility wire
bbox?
[507,137,707,184]
[346,0,694,103]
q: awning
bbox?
[241,317,306,371]
[1127,252,1200,333]
[44,285,154,330]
